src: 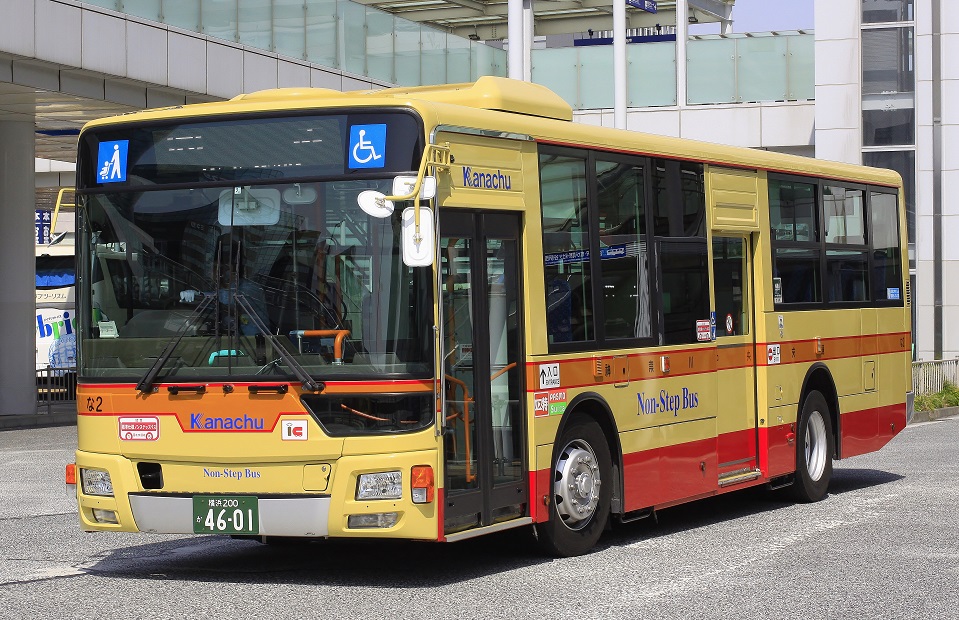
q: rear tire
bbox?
[789,390,834,502]
[536,417,612,557]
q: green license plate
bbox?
[193,495,259,534]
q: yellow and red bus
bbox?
[70,77,912,556]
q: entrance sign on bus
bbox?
[68,77,911,558]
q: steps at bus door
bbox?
[718,468,762,488]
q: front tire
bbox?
[789,390,834,502]
[536,417,612,557]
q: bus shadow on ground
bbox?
[83,468,903,586]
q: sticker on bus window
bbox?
[696,320,711,342]
[97,140,129,183]
[773,278,783,304]
[348,124,387,169]
[887,288,901,300]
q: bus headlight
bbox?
[356,471,402,500]
[80,468,114,497]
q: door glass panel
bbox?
[442,236,479,493]
[713,237,748,337]
[486,237,523,487]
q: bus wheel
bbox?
[790,390,834,503]
[537,417,611,557]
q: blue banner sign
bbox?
[35,209,51,245]
[625,0,657,13]
[544,244,628,266]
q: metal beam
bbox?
[688,0,732,20]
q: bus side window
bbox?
[539,152,594,345]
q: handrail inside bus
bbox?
[289,329,351,365]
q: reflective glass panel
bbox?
[596,160,651,340]
[540,153,592,344]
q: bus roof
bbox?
[80,77,902,189]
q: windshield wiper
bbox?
[234,293,325,392]
[136,294,216,394]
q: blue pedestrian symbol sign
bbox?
[348,124,386,169]
[98,140,129,183]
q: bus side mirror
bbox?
[392,175,436,200]
[401,207,434,267]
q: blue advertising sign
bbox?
[97,140,129,183]
[625,0,657,13]
[35,209,51,245]
[348,124,387,169]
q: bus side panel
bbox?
[620,420,717,512]
[759,408,796,478]
[840,403,907,458]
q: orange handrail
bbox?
[445,374,475,482]
[489,362,516,382]
[291,329,350,363]
[340,403,389,422]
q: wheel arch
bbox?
[555,392,624,517]
[800,363,840,459]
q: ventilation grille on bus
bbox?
[905,280,912,306]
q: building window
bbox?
[863,0,913,24]
[862,28,914,96]
[863,107,915,147]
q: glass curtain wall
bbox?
[861,0,916,245]
[85,0,506,87]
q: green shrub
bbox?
[915,381,959,411]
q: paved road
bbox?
[0,419,956,620]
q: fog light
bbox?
[80,468,114,497]
[347,512,399,529]
[356,471,402,500]
[92,509,118,524]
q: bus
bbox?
[36,189,77,371]
[69,77,912,556]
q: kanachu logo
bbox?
[189,413,266,431]
[461,166,512,190]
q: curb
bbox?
[0,404,77,431]
[910,405,959,424]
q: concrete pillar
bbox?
[0,121,37,415]
[676,0,688,109]
[614,0,627,129]
[508,0,525,79]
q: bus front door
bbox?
[440,211,528,536]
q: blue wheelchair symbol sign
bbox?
[97,140,129,183]
[348,124,387,169]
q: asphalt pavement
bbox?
[0,412,957,619]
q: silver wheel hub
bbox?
[805,410,828,481]
[554,443,601,530]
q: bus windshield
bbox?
[78,180,434,383]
